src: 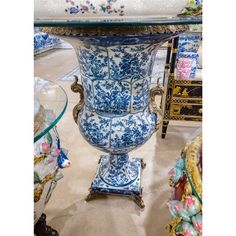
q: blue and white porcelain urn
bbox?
[40,25,185,207]
[37,0,189,208]
[72,34,165,208]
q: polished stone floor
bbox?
[34,48,201,236]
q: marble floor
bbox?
[34,48,201,236]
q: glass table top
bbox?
[34,77,68,143]
[34,16,202,27]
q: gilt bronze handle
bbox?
[149,84,164,130]
[71,75,84,123]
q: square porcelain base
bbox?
[91,155,142,195]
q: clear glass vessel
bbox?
[34,78,69,223]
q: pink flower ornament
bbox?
[183,228,191,236]
[41,143,51,154]
[176,222,198,236]
[185,196,196,208]
[168,168,175,178]
[184,195,201,216]
[192,213,202,233]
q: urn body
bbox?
[66,35,168,155]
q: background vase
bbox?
[177,32,202,71]
[177,52,199,79]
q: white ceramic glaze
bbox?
[34,0,188,20]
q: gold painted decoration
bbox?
[34,154,47,165]
[170,104,181,115]
[173,86,181,96]
[185,135,202,201]
[182,88,189,97]
[182,181,192,200]
[34,187,43,203]
[34,171,58,203]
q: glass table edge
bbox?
[34,84,68,143]
[34,16,202,27]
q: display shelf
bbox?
[34,77,68,143]
[162,73,202,120]
[161,31,202,138]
